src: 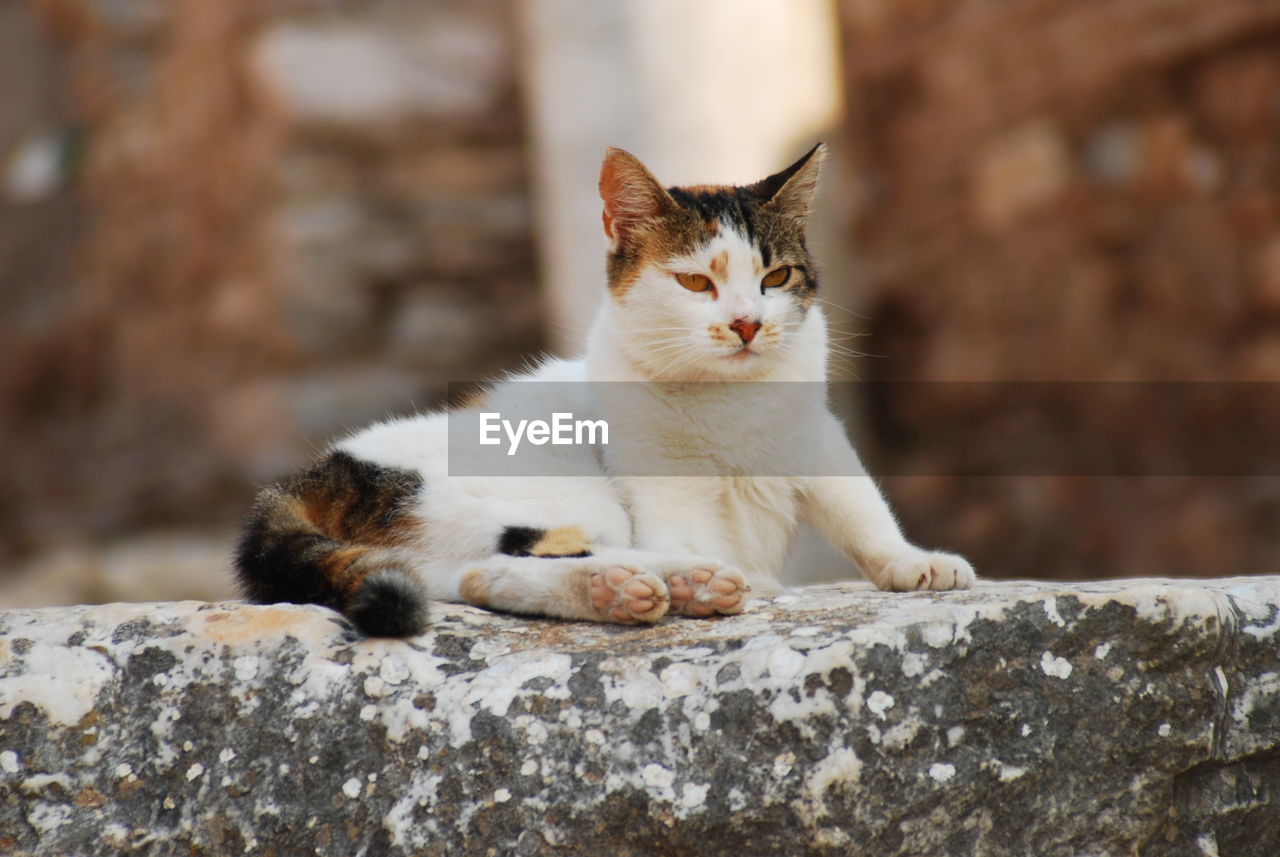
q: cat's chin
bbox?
[702,349,778,380]
[642,361,771,383]
[718,351,764,374]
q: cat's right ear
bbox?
[599,148,674,248]
[753,143,827,222]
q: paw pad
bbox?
[668,565,748,617]
[589,566,669,624]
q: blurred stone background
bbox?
[842,0,1280,581]
[1,0,1277,604]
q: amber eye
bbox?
[676,272,715,293]
[761,266,792,289]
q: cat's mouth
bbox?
[725,346,758,362]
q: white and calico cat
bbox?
[235,144,974,637]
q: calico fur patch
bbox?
[498,525,593,558]
[234,451,428,636]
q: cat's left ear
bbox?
[753,143,827,220]
[599,148,676,248]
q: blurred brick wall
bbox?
[837,0,1280,578]
[0,0,538,563]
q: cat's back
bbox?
[335,357,590,477]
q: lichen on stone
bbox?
[1,578,1278,855]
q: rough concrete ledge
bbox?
[1,578,1278,856]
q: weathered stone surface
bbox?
[2,578,1278,855]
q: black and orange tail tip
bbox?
[347,570,429,638]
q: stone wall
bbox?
[0,0,538,564]
[2,578,1278,854]
[836,0,1280,579]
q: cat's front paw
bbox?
[666,563,750,617]
[875,551,975,592]
[589,566,670,624]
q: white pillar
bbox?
[517,0,844,355]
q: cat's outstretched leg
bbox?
[455,553,670,624]
[802,411,977,593]
[805,471,977,592]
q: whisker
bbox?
[659,344,712,379]
[814,296,871,321]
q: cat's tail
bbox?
[233,451,430,638]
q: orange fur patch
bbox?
[317,545,373,597]
[459,569,490,607]
[300,485,421,548]
[709,250,728,279]
[530,525,592,557]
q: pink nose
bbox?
[729,318,760,344]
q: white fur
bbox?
[334,221,973,622]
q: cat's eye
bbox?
[676,272,715,293]
[761,266,791,289]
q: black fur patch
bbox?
[667,186,766,251]
[347,570,429,638]
[498,526,545,557]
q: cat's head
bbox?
[598,145,826,381]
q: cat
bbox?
[234,143,974,637]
